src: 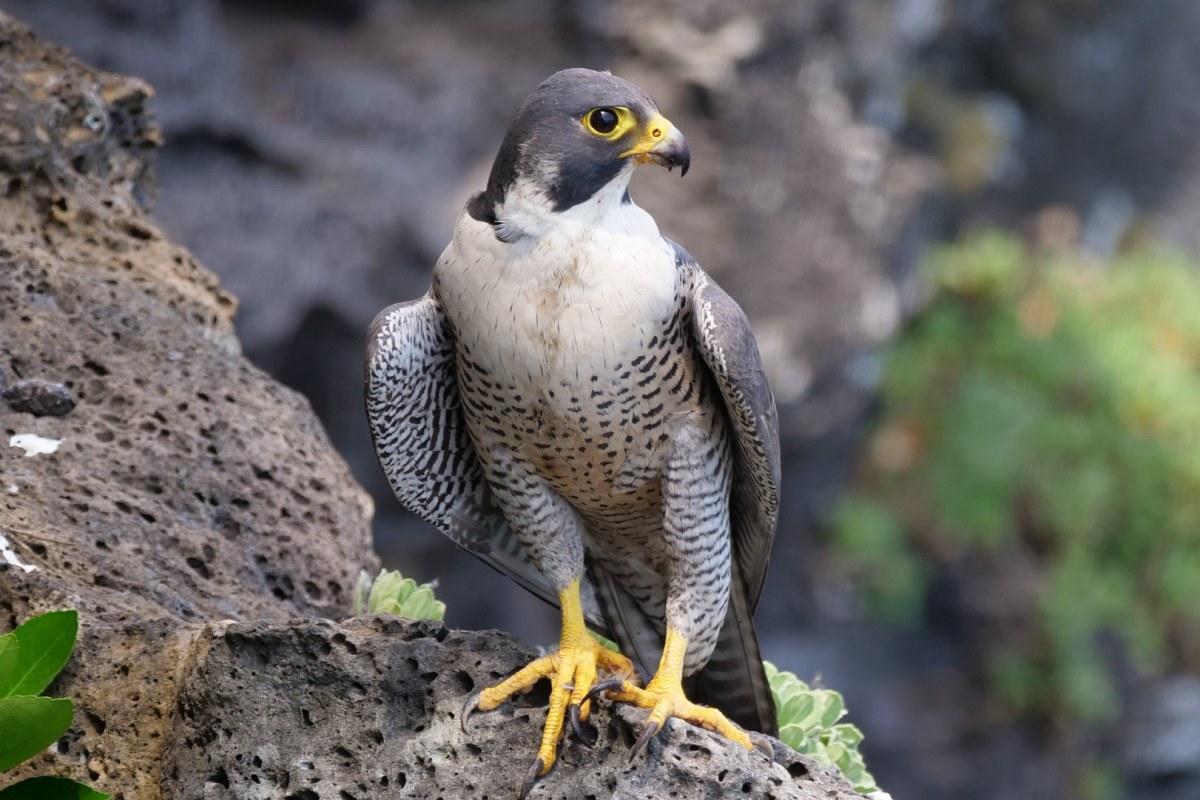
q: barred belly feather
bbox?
[434,179,733,672]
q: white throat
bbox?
[436,162,679,383]
[493,165,640,242]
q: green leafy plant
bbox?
[767,661,879,794]
[0,610,108,799]
[353,569,446,621]
[832,232,1200,722]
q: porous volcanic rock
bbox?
[0,10,375,628]
[0,12,375,794]
[161,617,863,800]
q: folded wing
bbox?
[681,244,782,736]
[365,294,567,615]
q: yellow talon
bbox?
[603,628,754,758]
[463,578,636,795]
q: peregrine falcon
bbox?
[366,68,780,794]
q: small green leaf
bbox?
[833,723,865,746]
[0,634,18,692]
[842,762,865,784]
[780,693,814,728]
[0,776,109,799]
[795,694,826,729]
[394,578,418,604]
[376,598,403,616]
[819,690,846,727]
[403,587,436,619]
[429,600,447,622]
[826,740,848,769]
[0,695,74,771]
[366,570,402,613]
[778,723,808,750]
[3,610,78,698]
[795,736,820,756]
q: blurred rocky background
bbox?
[7,1,1200,798]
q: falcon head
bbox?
[467,68,690,232]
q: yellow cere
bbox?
[620,113,673,160]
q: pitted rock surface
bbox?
[0,10,375,626]
[161,617,864,800]
[0,14,376,796]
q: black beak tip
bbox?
[677,145,691,177]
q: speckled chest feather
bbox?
[433,185,718,518]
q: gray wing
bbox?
[678,246,781,610]
[365,293,563,612]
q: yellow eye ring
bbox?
[582,106,637,140]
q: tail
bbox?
[586,558,663,682]
[684,565,778,736]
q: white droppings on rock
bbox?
[9,433,61,457]
[6,484,18,494]
[0,533,38,573]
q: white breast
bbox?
[435,180,679,390]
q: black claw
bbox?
[628,720,662,764]
[460,690,482,734]
[751,733,776,760]
[583,677,624,706]
[519,757,544,799]
[569,704,598,747]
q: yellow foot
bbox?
[590,628,763,763]
[601,678,755,760]
[460,579,636,798]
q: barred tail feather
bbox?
[685,565,777,736]
[587,559,662,680]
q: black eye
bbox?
[589,108,618,134]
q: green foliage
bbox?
[0,696,75,772]
[1,610,78,698]
[830,497,928,626]
[353,569,446,621]
[767,662,878,794]
[0,776,109,800]
[832,231,1200,721]
[1077,759,1123,800]
[0,610,108,799]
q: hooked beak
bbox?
[621,114,690,176]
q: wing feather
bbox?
[365,293,562,611]
[677,245,781,610]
